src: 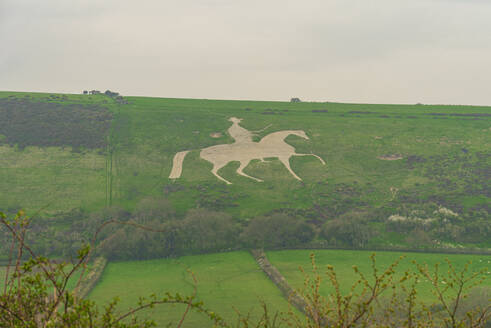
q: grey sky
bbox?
[1,0,491,105]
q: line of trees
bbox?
[1,196,489,263]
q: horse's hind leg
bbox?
[278,156,302,181]
[211,162,232,185]
[237,160,263,182]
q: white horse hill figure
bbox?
[169,117,325,184]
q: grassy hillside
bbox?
[267,249,491,303]
[1,91,489,216]
[88,252,292,327]
[0,91,489,253]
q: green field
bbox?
[268,249,491,302]
[88,252,292,327]
[86,250,491,326]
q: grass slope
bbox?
[0,91,489,252]
[0,146,106,213]
[89,252,292,327]
[267,249,491,303]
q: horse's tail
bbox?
[169,150,190,179]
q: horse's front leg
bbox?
[211,163,232,184]
[236,160,263,182]
[278,156,302,181]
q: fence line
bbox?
[250,249,309,315]
[74,257,108,298]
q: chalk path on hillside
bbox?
[169,150,189,179]
[169,118,325,184]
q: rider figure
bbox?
[228,117,271,144]
[228,117,254,143]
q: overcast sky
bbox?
[1,0,491,105]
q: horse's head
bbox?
[293,130,309,140]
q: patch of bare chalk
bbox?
[377,154,403,161]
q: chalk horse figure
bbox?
[169,117,325,184]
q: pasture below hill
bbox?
[268,249,491,303]
[87,249,490,327]
[88,251,292,327]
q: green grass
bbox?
[89,252,292,327]
[267,249,491,303]
[0,146,107,214]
